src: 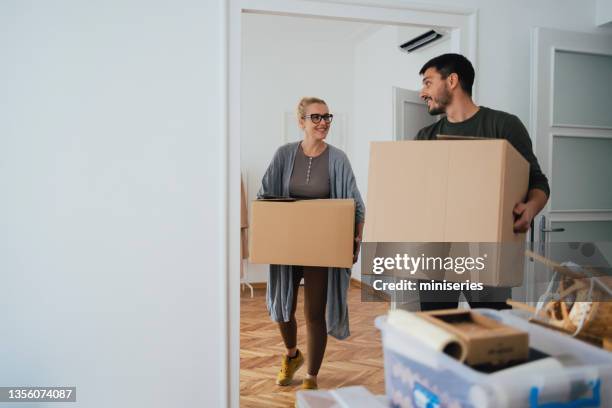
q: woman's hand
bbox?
[353,222,364,264]
[353,236,362,264]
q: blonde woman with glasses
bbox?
[258,97,365,390]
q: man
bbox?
[416,53,550,310]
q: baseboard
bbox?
[248,279,355,290]
[244,282,266,290]
[244,279,389,302]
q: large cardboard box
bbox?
[364,139,529,286]
[249,199,355,268]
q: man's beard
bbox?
[426,88,452,115]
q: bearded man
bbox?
[415,53,550,311]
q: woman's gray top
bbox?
[289,143,330,199]
[258,141,365,340]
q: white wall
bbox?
[596,0,612,26]
[351,25,450,279]
[0,1,226,407]
[241,13,359,282]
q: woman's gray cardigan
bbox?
[257,141,365,340]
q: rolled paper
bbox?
[387,309,467,362]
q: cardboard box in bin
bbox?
[249,199,355,268]
[418,309,529,367]
[364,138,529,287]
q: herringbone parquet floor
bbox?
[240,283,389,407]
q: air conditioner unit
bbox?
[399,29,444,53]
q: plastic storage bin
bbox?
[375,309,612,408]
[295,386,388,408]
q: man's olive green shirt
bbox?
[416,106,550,197]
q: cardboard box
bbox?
[249,199,355,268]
[364,139,529,286]
[418,309,529,367]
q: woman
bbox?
[258,97,365,390]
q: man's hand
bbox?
[513,188,549,233]
[513,202,535,232]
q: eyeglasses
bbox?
[303,114,334,124]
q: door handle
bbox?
[541,227,565,233]
[538,216,565,257]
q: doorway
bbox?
[229,2,477,406]
[393,87,438,141]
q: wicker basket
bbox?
[542,278,612,338]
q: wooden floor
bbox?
[240,283,389,407]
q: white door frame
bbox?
[393,87,422,140]
[393,87,441,140]
[227,1,478,406]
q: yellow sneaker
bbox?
[301,377,318,390]
[276,350,304,386]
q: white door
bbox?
[393,87,438,140]
[529,28,612,301]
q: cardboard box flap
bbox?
[418,309,529,366]
[436,134,490,140]
[257,194,297,202]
